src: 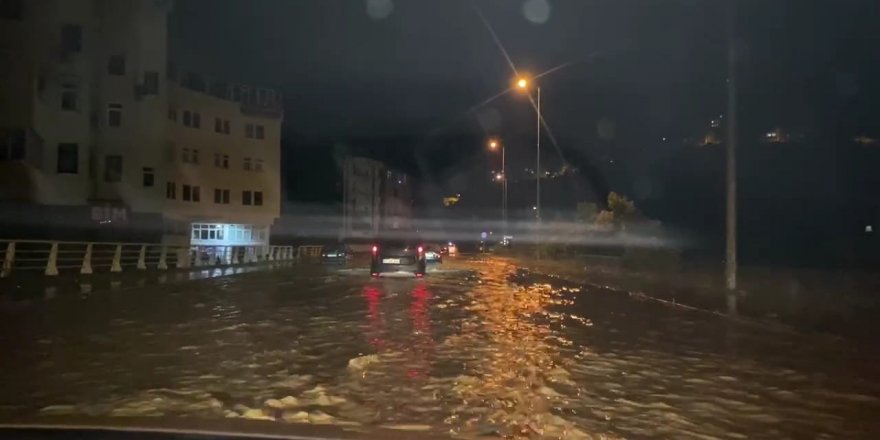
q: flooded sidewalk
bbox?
[0,256,878,438]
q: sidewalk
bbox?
[515,255,880,342]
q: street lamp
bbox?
[488,139,507,235]
[515,77,541,225]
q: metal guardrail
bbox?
[0,240,299,277]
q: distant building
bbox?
[0,0,282,259]
[342,157,413,240]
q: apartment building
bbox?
[0,0,282,253]
[165,70,282,256]
[342,157,413,240]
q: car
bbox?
[446,242,458,256]
[370,240,427,277]
[424,249,442,264]
[321,246,348,263]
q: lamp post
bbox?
[488,139,507,235]
[516,78,541,224]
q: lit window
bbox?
[142,167,154,187]
[107,103,122,127]
[56,143,78,174]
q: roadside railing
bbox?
[0,240,298,277]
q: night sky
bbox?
[170,0,879,205]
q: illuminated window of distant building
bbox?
[142,167,154,187]
[56,143,78,174]
[107,54,125,76]
[107,103,122,127]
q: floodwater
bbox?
[0,257,878,439]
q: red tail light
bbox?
[372,245,378,255]
[417,246,424,254]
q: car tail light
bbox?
[417,246,423,254]
[372,245,378,255]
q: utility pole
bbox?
[725,0,738,312]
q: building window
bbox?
[242,190,252,206]
[192,112,201,128]
[192,185,200,202]
[0,0,24,20]
[255,125,265,139]
[0,130,25,161]
[245,123,254,138]
[182,184,191,201]
[104,155,122,182]
[168,106,177,121]
[223,120,230,134]
[254,191,263,206]
[56,143,78,174]
[192,148,199,164]
[108,54,125,75]
[182,110,192,126]
[181,148,190,163]
[243,157,251,171]
[166,181,176,199]
[222,189,230,204]
[214,188,222,204]
[142,167,154,187]
[214,118,223,133]
[222,154,229,168]
[142,71,159,95]
[254,158,264,172]
[107,103,122,127]
[61,84,77,111]
[61,24,82,54]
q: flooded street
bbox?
[1,256,879,439]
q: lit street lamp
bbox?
[516,77,541,224]
[488,139,507,235]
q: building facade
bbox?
[0,0,282,257]
[342,157,413,240]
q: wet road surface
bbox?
[1,256,879,439]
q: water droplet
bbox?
[523,0,551,24]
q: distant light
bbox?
[495,173,503,181]
[532,206,537,210]
[662,137,667,142]
[867,225,873,233]
[517,78,528,89]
